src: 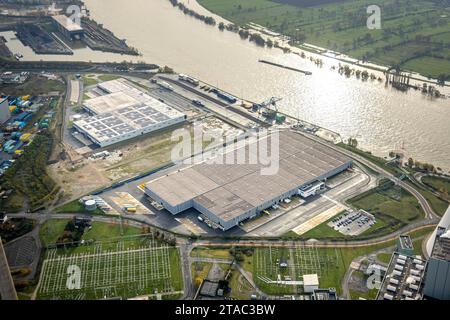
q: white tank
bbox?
[384,293,393,300]
[403,290,413,297]
[387,285,397,292]
[394,264,404,271]
[410,269,421,276]
[409,284,419,291]
[85,199,97,211]
[390,278,399,285]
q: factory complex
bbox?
[144,130,353,231]
[73,79,186,147]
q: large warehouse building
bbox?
[144,131,352,231]
[52,15,84,40]
[73,79,186,147]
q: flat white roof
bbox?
[74,79,185,144]
[303,274,319,286]
[52,15,83,32]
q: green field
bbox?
[54,199,105,215]
[377,252,392,264]
[190,248,233,259]
[36,236,182,300]
[39,219,143,247]
[422,176,450,205]
[347,179,424,229]
[405,178,450,216]
[198,0,450,79]
[294,180,425,241]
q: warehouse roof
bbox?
[52,15,83,32]
[145,131,352,222]
[73,79,185,144]
[303,274,319,286]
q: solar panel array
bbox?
[73,79,185,145]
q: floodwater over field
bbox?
[5,0,450,170]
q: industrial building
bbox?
[0,97,10,124]
[423,205,450,300]
[303,274,319,293]
[73,79,186,147]
[144,130,352,231]
[52,15,84,40]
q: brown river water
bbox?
[3,0,449,170]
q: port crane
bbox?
[252,97,283,119]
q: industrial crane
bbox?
[252,97,283,120]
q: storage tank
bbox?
[394,264,404,271]
[389,278,399,285]
[384,293,393,300]
[387,285,397,292]
[84,199,97,211]
[415,264,424,271]
[396,259,406,265]
[410,269,421,276]
[403,290,413,297]
[409,283,419,291]
[392,270,402,277]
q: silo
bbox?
[84,199,97,211]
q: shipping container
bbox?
[19,133,31,142]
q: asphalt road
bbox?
[295,130,439,220]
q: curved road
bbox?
[295,130,438,220]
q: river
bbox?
[4,0,450,171]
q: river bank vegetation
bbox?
[198,0,450,80]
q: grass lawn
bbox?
[377,253,392,264]
[39,219,142,246]
[350,287,379,300]
[98,74,121,82]
[406,180,449,216]
[39,219,71,246]
[421,176,450,210]
[169,247,184,291]
[82,75,99,87]
[403,57,450,79]
[190,248,233,260]
[54,199,105,215]
[348,179,424,223]
[422,176,450,194]
[82,221,142,241]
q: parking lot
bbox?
[89,161,376,238]
[328,210,376,236]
